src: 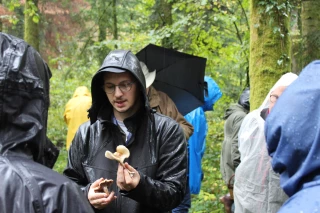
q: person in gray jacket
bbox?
[0,32,94,213]
[64,50,188,213]
[219,88,250,213]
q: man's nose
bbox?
[114,86,123,97]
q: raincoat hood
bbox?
[258,73,298,112]
[0,32,58,168]
[265,61,320,197]
[72,86,91,98]
[89,50,150,124]
[201,76,222,112]
[238,87,250,111]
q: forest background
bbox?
[1,0,319,212]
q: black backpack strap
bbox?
[8,157,45,213]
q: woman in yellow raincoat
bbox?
[64,86,92,149]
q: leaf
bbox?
[201,0,207,6]
[265,5,274,13]
[32,15,39,24]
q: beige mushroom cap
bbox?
[105,145,130,164]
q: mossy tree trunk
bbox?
[249,0,291,110]
[301,0,320,68]
[24,0,39,51]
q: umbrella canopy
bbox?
[136,44,206,115]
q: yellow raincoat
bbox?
[64,86,92,150]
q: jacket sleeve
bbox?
[121,119,188,211]
[63,122,91,195]
[230,114,246,169]
[159,91,194,140]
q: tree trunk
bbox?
[97,0,110,64]
[291,6,303,74]
[112,0,118,41]
[159,0,172,48]
[249,0,291,110]
[98,0,107,42]
[0,0,2,32]
[301,0,320,68]
[24,0,39,51]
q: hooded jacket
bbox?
[0,33,94,213]
[63,50,187,213]
[220,103,248,185]
[233,73,297,213]
[184,76,222,194]
[64,86,92,149]
[265,61,320,212]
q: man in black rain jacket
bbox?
[63,50,188,213]
[0,32,94,213]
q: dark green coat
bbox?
[220,104,248,185]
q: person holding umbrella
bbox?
[64,50,188,213]
[140,61,194,140]
[140,61,193,212]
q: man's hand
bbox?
[117,163,140,191]
[88,178,117,209]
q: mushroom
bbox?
[105,145,130,167]
[105,145,135,176]
[94,179,113,195]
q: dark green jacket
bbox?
[220,104,248,185]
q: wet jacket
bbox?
[64,86,92,149]
[148,85,194,140]
[220,103,248,185]
[265,61,320,213]
[0,33,94,213]
[185,76,222,194]
[63,50,188,213]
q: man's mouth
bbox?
[115,100,126,107]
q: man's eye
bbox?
[121,82,130,87]
[105,84,114,88]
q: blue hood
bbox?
[202,76,222,111]
[265,60,320,197]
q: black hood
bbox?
[89,50,151,123]
[238,87,250,111]
[0,33,58,168]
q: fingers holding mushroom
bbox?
[93,179,114,196]
[88,178,117,209]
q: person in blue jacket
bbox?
[184,76,222,194]
[265,60,320,213]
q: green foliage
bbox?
[53,148,68,174]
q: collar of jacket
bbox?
[147,86,161,109]
[98,103,146,136]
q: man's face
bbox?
[103,71,141,121]
[269,86,287,112]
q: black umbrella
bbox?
[136,44,206,115]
